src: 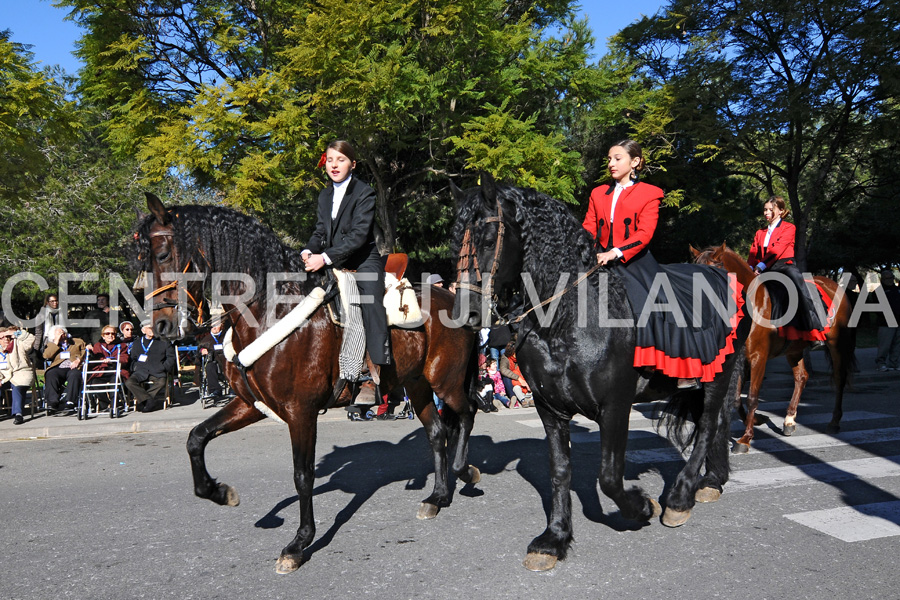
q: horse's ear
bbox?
[135,208,147,222]
[479,171,497,205]
[689,245,701,259]
[145,192,170,225]
[449,179,465,206]
[719,241,727,252]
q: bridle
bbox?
[140,230,266,333]
[455,197,505,311]
[141,231,208,331]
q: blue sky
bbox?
[6,0,666,74]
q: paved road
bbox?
[2,349,899,599]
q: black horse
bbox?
[451,174,748,571]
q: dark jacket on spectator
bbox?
[129,335,175,382]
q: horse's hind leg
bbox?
[696,359,740,503]
[443,388,480,486]
[411,387,451,520]
[663,385,727,527]
[187,397,265,506]
[827,329,852,433]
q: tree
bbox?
[0,103,209,309]
[616,0,900,272]
[0,32,78,207]
[63,0,650,259]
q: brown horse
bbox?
[134,193,481,573]
[692,243,856,453]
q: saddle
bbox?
[223,254,423,370]
[327,253,424,329]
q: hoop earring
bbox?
[630,170,638,181]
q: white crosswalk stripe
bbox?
[504,396,900,542]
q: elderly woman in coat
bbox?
[1,326,36,424]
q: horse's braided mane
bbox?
[452,182,621,330]
[132,204,317,300]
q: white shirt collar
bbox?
[331,174,352,219]
[768,217,781,230]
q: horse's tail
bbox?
[659,350,744,453]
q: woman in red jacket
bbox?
[583,140,744,388]
[747,196,826,342]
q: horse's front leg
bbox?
[524,404,574,572]
[276,411,319,574]
[187,397,265,506]
[782,348,809,436]
[595,401,661,523]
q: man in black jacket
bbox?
[124,319,175,412]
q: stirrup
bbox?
[677,378,702,390]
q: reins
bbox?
[505,262,603,325]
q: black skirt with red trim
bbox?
[764,261,829,342]
[617,250,744,382]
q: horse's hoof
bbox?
[782,424,796,437]
[467,465,481,485]
[732,442,750,454]
[649,499,662,518]
[220,483,240,507]
[523,552,558,572]
[275,554,302,574]
[662,508,692,527]
[826,423,840,434]
[416,502,440,520]
[695,487,721,503]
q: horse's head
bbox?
[690,242,727,269]
[449,172,524,329]
[133,193,206,340]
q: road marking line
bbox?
[784,501,900,542]
[726,455,900,493]
[568,413,894,450]
[587,426,900,464]
[750,410,888,426]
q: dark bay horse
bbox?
[450,175,748,571]
[135,193,480,573]
[692,243,856,452]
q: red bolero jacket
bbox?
[747,219,795,269]
[582,181,663,263]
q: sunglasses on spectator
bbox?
[102,332,117,336]
[0,335,13,341]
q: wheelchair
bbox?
[78,353,127,420]
[199,353,232,408]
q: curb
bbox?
[0,402,351,443]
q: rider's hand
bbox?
[596,250,619,266]
[304,254,326,272]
